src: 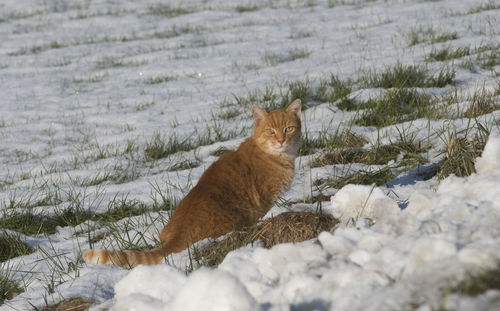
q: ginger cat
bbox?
[83,99,302,267]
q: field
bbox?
[1,0,499,310]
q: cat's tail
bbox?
[82,246,167,268]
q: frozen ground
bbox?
[0,0,499,310]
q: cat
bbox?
[83,99,302,267]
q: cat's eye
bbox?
[284,126,295,133]
[266,128,276,135]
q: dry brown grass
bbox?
[200,211,338,266]
[42,298,90,311]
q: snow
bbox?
[1,0,500,310]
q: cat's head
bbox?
[251,99,302,157]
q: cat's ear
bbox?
[287,99,302,119]
[252,104,267,124]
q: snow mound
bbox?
[329,184,401,230]
[112,266,257,311]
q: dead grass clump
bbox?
[200,211,338,266]
[437,126,489,180]
[253,211,338,248]
[42,298,90,311]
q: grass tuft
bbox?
[359,63,427,88]
[0,232,33,262]
[463,88,500,118]
[148,75,174,85]
[465,0,500,15]
[41,297,90,311]
[0,264,23,305]
[311,139,429,167]
[148,4,193,17]
[211,147,235,157]
[236,5,260,13]
[144,132,192,161]
[199,211,338,266]
[0,194,174,236]
[300,128,367,156]
[95,56,124,69]
[453,263,500,296]
[314,74,353,104]
[426,46,471,62]
[168,159,200,171]
[475,44,500,70]
[354,88,435,127]
[358,63,455,89]
[281,79,312,109]
[405,26,457,46]
[437,123,489,180]
[329,166,395,189]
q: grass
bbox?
[148,75,174,85]
[0,263,24,305]
[219,107,240,120]
[354,88,435,127]
[152,24,193,39]
[435,86,500,119]
[144,132,194,161]
[437,122,489,180]
[463,88,500,118]
[145,120,240,161]
[263,48,312,66]
[95,56,124,69]
[405,26,458,46]
[465,0,500,15]
[288,48,312,60]
[281,79,312,109]
[41,298,90,311]
[225,79,312,113]
[299,128,367,156]
[453,262,500,296]
[77,170,137,187]
[325,166,395,189]
[211,147,235,157]
[0,231,33,262]
[311,139,429,167]
[199,211,339,266]
[148,4,193,17]
[235,5,260,13]
[168,159,200,171]
[14,40,69,55]
[426,46,471,62]
[475,44,500,70]
[0,194,175,236]
[358,63,455,89]
[223,64,455,118]
[314,74,353,104]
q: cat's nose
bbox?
[277,137,285,145]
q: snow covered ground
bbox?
[1,0,499,310]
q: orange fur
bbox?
[83,99,302,267]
